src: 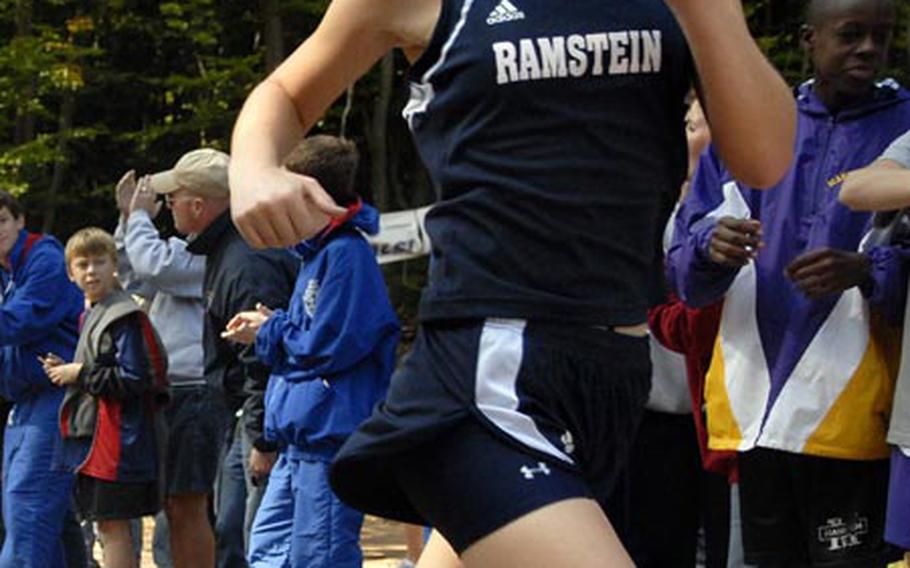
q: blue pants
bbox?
[215,420,266,568]
[886,447,910,550]
[0,401,74,568]
[248,454,363,568]
[152,511,173,568]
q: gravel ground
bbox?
[89,515,410,567]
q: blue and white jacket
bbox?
[257,203,400,461]
[668,80,910,460]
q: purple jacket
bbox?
[667,80,910,459]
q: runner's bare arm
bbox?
[229,0,439,248]
[666,0,796,189]
[840,160,910,211]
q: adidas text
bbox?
[487,0,525,25]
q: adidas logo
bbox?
[486,0,525,25]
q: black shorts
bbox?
[161,384,223,496]
[739,448,896,567]
[75,474,159,521]
[623,409,732,568]
[330,318,651,552]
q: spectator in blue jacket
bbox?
[0,190,83,567]
[224,135,400,567]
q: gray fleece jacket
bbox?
[115,210,205,385]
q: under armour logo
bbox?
[520,462,551,480]
[561,430,575,454]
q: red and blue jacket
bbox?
[59,290,168,482]
[257,203,400,462]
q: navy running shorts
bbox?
[330,318,651,552]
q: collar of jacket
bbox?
[6,229,28,271]
[186,210,233,256]
[291,200,380,260]
[3,229,37,276]
[86,288,133,311]
[797,78,910,121]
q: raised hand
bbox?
[115,170,137,219]
[128,175,162,219]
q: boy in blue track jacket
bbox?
[0,190,83,568]
[224,135,399,568]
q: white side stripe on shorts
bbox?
[474,318,574,465]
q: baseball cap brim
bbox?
[148,170,181,195]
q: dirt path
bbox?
[123,515,409,567]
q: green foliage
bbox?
[0,0,265,234]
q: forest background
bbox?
[0,0,908,319]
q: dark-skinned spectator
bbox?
[669,1,910,565]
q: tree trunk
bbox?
[262,0,284,72]
[14,0,35,144]
[368,53,394,211]
[42,94,75,233]
[389,129,403,209]
[340,86,354,138]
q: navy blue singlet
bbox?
[406,0,693,326]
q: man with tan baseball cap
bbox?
[114,147,232,568]
[152,147,295,567]
[141,149,231,237]
[149,148,230,199]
